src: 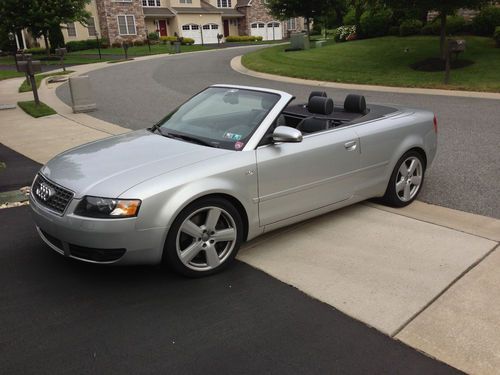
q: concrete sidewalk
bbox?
[1,57,500,374]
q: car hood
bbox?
[40,130,231,198]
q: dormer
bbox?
[170,0,200,7]
[207,0,236,9]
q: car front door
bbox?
[256,128,360,226]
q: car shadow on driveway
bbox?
[0,206,461,374]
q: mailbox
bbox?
[55,47,67,56]
[448,39,466,53]
[122,42,129,50]
[17,60,42,75]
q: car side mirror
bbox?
[272,126,303,143]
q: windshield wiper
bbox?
[159,129,218,148]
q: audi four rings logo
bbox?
[36,182,56,202]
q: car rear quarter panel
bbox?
[353,108,437,199]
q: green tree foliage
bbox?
[0,0,90,53]
[265,0,344,38]
[383,0,488,58]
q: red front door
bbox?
[158,20,167,37]
[223,20,230,37]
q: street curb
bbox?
[231,55,500,100]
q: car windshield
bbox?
[157,87,280,151]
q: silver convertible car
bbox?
[30,84,437,276]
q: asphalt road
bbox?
[0,205,461,374]
[56,46,500,218]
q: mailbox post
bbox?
[444,39,466,84]
[16,53,33,88]
[55,47,67,72]
[145,29,152,53]
[95,32,102,60]
[217,33,223,48]
[122,42,129,60]
[17,59,42,105]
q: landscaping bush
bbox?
[26,47,46,55]
[494,26,500,47]
[472,6,500,36]
[421,15,466,36]
[66,39,100,51]
[359,8,392,38]
[99,38,109,48]
[111,42,122,48]
[399,19,423,36]
[388,26,400,36]
[148,32,159,41]
[225,35,263,42]
[334,25,356,42]
[160,36,195,45]
[311,23,322,36]
[342,8,356,26]
[133,40,144,47]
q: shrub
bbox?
[421,15,466,36]
[182,37,195,45]
[343,8,356,26]
[472,6,500,36]
[359,8,392,38]
[334,25,356,42]
[148,32,159,41]
[494,26,500,47]
[399,19,423,36]
[160,36,195,45]
[446,15,466,35]
[225,35,263,42]
[26,47,46,55]
[65,39,100,52]
[111,42,122,48]
[388,26,400,36]
[311,23,322,36]
[133,40,144,46]
[99,38,109,48]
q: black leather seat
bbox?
[297,117,331,134]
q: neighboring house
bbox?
[29,0,306,48]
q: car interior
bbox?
[272,91,397,136]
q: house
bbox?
[24,0,306,49]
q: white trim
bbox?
[117,15,137,35]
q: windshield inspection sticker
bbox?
[234,141,245,150]
[223,132,243,141]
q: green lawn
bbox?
[17,100,57,118]
[0,70,24,81]
[242,36,500,92]
[19,70,74,93]
[68,43,212,56]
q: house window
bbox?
[217,0,231,7]
[182,25,190,30]
[117,15,137,35]
[203,24,210,30]
[211,24,218,30]
[179,0,192,4]
[287,18,296,30]
[142,0,161,6]
[87,17,97,36]
[67,22,77,37]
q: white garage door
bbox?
[181,24,201,44]
[266,21,282,41]
[250,22,267,40]
[202,23,219,44]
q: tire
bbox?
[163,197,243,277]
[381,150,426,207]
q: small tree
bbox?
[384,0,488,58]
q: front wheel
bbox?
[163,197,243,277]
[381,151,425,207]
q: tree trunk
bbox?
[440,12,447,60]
[354,0,363,35]
[43,31,50,56]
[306,16,311,41]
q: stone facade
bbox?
[236,0,305,37]
[95,0,147,44]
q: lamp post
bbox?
[8,33,19,71]
[95,32,102,60]
[199,15,204,46]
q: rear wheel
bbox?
[381,150,425,207]
[163,197,243,277]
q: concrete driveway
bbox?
[56,46,500,219]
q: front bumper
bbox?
[29,194,167,265]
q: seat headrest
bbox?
[308,91,327,102]
[344,94,367,114]
[308,96,334,115]
[297,117,330,134]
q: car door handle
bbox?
[344,140,357,151]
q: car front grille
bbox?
[69,244,126,262]
[32,174,74,215]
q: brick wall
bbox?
[95,0,146,44]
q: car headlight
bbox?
[75,196,141,218]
